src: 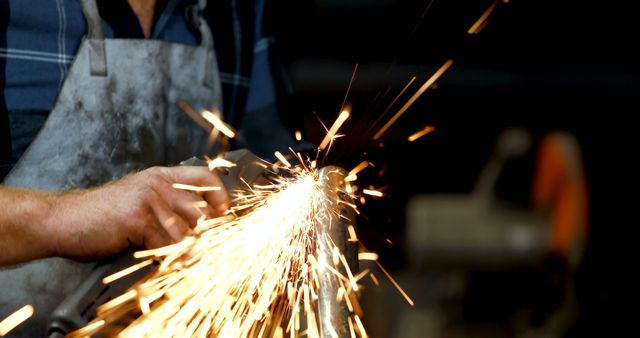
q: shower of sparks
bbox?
[319,109,351,151]
[467,0,499,34]
[373,59,454,140]
[295,130,302,141]
[408,125,435,142]
[0,305,34,337]
[66,75,421,338]
[70,163,384,338]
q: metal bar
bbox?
[317,166,358,337]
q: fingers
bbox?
[131,165,232,251]
[143,219,175,249]
[143,220,173,249]
[205,189,230,216]
[152,178,216,225]
[148,193,191,243]
[162,166,230,216]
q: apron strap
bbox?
[185,0,216,89]
[186,0,213,49]
[80,0,107,76]
[80,0,213,77]
[151,0,183,39]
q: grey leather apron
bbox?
[0,0,221,336]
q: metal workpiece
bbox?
[317,166,358,338]
[181,149,270,197]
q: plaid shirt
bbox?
[1,0,289,179]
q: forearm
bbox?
[0,166,228,266]
[0,186,59,266]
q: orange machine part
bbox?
[532,133,589,257]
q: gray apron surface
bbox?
[0,0,221,336]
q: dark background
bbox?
[272,0,636,336]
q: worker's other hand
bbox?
[48,166,229,260]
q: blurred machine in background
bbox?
[406,128,588,267]
[365,127,588,338]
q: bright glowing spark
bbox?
[362,189,383,197]
[373,60,454,140]
[408,125,435,142]
[344,174,358,182]
[133,237,195,258]
[0,305,34,337]
[348,317,356,338]
[475,14,493,34]
[346,183,354,194]
[375,261,414,306]
[172,183,221,192]
[339,200,360,214]
[274,151,292,167]
[295,130,302,141]
[208,157,236,171]
[103,259,154,284]
[368,76,416,134]
[193,200,208,208]
[348,161,372,178]
[369,273,380,286]
[319,110,350,151]
[66,320,105,338]
[353,269,371,283]
[358,252,379,261]
[339,64,359,114]
[140,299,151,315]
[354,315,368,338]
[179,101,212,133]
[98,290,137,313]
[468,0,499,34]
[347,225,358,242]
[337,287,346,302]
[201,110,237,138]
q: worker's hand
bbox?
[47,166,229,260]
